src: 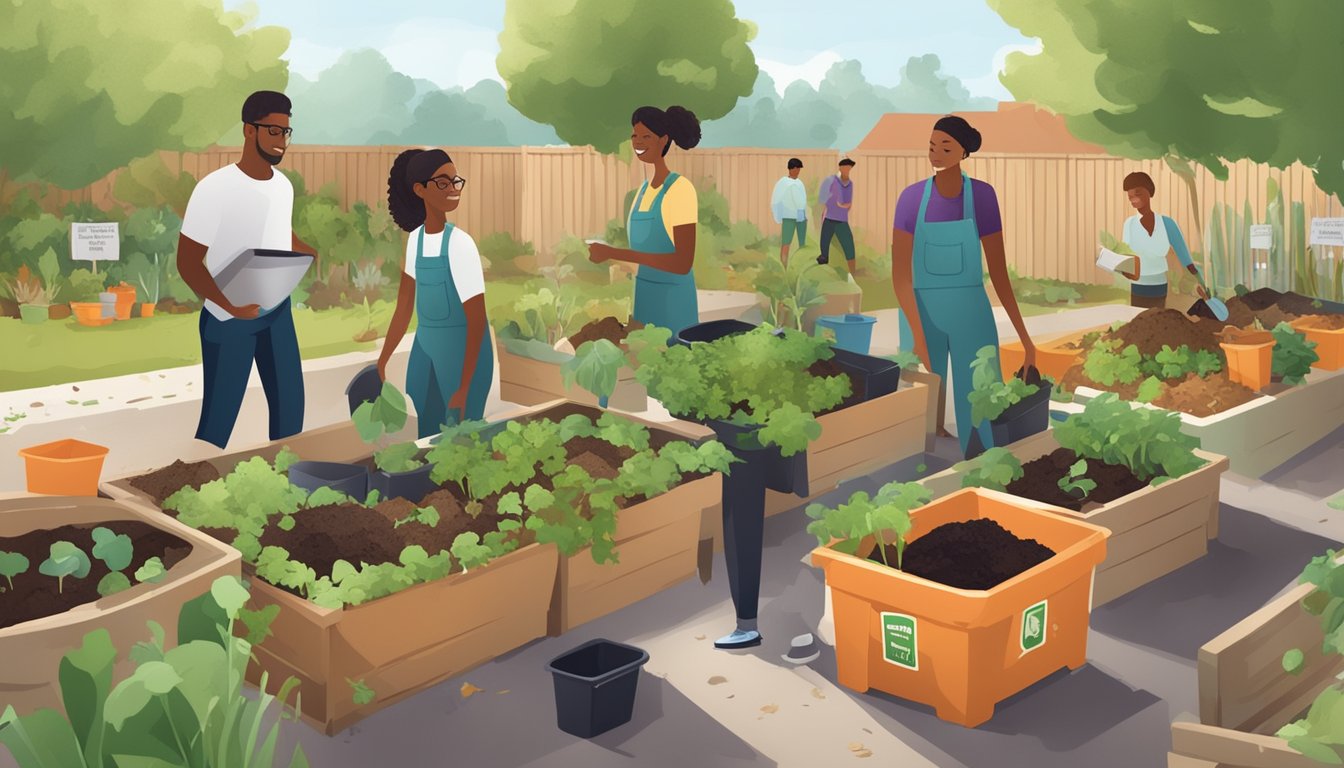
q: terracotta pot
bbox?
[109,283,136,320]
[46,303,72,320]
[140,303,156,318]
[1220,340,1275,391]
[70,302,113,327]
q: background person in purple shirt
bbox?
[816,158,858,277]
[890,115,1036,458]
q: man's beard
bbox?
[255,136,283,166]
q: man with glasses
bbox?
[177,90,318,448]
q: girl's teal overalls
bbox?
[405,223,494,438]
[911,174,999,457]
[629,173,698,338]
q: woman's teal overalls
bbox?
[912,174,999,457]
[405,223,494,438]
[629,173,698,338]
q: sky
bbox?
[245,0,1038,99]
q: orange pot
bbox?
[69,302,113,327]
[1290,318,1344,371]
[110,284,136,320]
[811,488,1109,728]
[19,439,110,496]
[1220,341,1274,390]
[140,303,156,318]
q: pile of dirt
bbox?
[1004,449,1147,512]
[127,460,222,505]
[1297,314,1344,331]
[0,522,192,630]
[1280,291,1341,316]
[258,503,408,580]
[1058,363,1141,402]
[1105,308,1224,356]
[1153,372,1259,418]
[879,518,1055,590]
[568,316,642,349]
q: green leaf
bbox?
[91,526,134,572]
[0,550,30,589]
[274,447,300,473]
[58,627,116,765]
[348,678,376,706]
[956,447,1024,491]
[561,339,627,402]
[306,486,349,508]
[39,541,91,592]
[134,557,166,584]
[351,400,383,443]
[374,442,422,473]
[239,604,281,646]
[1284,648,1306,674]
[97,572,132,597]
[1136,376,1163,403]
[210,575,250,619]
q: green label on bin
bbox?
[1021,600,1048,652]
[880,612,918,670]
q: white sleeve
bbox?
[180,174,220,246]
[403,230,416,281]
[449,228,485,302]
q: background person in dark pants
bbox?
[177,90,318,449]
[817,158,858,278]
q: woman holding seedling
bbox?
[1116,171,1205,309]
[891,115,1037,458]
[588,105,702,339]
[378,148,494,438]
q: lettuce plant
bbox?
[955,447,1024,492]
[1083,340,1143,387]
[38,541,90,594]
[1052,393,1205,483]
[1058,459,1097,499]
[806,482,931,571]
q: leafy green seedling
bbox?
[1283,648,1305,675]
[1271,323,1319,386]
[134,557,166,584]
[916,463,928,474]
[1136,376,1164,404]
[1058,459,1097,499]
[956,447,1024,492]
[348,678,376,705]
[0,551,29,590]
[562,338,627,407]
[97,572,132,597]
[806,481,931,571]
[353,381,422,474]
[39,541,91,594]
[1329,493,1344,512]
[91,526,133,572]
[394,506,440,529]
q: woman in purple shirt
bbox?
[891,116,1036,458]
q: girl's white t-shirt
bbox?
[403,225,486,302]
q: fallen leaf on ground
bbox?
[727,694,735,699]
[708,676,728,685]
[81,400,98,406]
[460,683,483,698]
[73,385,80,391]
[497,690,510,695]
[848,742,864,751]
[126,397,150,404]
[853,748,873,758]
[760,704,779,714]
[811,687,826,700]
[862,728,872,735]
[695,634,706,640]
[29,402,41,408]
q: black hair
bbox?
[1123,171,1157,195]
[631,105,702,156]
[787,158,803,169]
[932,115,983,158]
[838,158,856,167]
[241,91,291,124]
[387,148,454,232]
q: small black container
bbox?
[829,347,902,400]
[965,385,1053,459]
[704,418,808,497]
[346,363,382,416]
[369,463,436,503]
[547,638,650,738]
[675,319,756,346]
[288,461,370,499]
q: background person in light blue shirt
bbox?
[1116,171,1204,309]
[771,158,807,265]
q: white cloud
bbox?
[379,18,503,88]
[964,39,1043,101]
[757,50,844,94]
[285,37,346,80]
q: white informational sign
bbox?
[1249,225,1273,251]
[1310,217,1344,247]
[71,222,120,262]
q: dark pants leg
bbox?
[1130,289,1166,309]
[836,222,856,261]
[819,219,838,263]
[721,448,768,628]
[196,310,259,449]
[253,301,304,440]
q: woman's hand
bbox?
[448,386,468,411]
[588,242,615,264]
[1121,268,1140,281]
[1021,339,1037,369]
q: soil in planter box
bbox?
[0,522,192,630]
[1059,364,1141,402]
[807,359,865,410]
[568,316,643,349]
[1154,372,1259,417]
[258,503,407,580]
[1105,308,1224,357]
[127,460,222,505]
[1298,313,1344,330]
[1003,449,1147,512]
[874,519,1055,590]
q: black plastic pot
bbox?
[705,418,808,497]
[965,385,1053,458]
[675,319,756,346]
[547,638,650,738]
[288,461,370,499]
[369,463,435,503]
[829,347,902,400]
[346,364,381,416]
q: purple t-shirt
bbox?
[820,175,854,222]
[893,178,1002,238]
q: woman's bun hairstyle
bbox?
[933,115,983,158]
[632,105,702,155]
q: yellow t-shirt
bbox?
[629,176,698,241]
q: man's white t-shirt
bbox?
[180,164,295,321]
[403,225,486,303]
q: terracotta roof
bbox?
[856,102,1107,155]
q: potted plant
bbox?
[0,575,307,768]
[1218,322,1275,391]
[1272,321,1320,385]
[965,344,1052,454]
[5,266,52,325]
[0,496,240,717]
[926,393,1228,605]
[557,317,647,411]
[352,380,434,502]
[108,280,137,320]
[808,483,1108,727]
[136,252,162,317]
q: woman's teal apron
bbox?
[629,172,698,338]
[911,174,999,457]
[405,223,494,438]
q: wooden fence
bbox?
[50,145,1340,285]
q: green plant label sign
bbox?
[880,612,918,670]
[1021,600,1048,653]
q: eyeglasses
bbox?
[249,122,293,139]
[424,175,467,191]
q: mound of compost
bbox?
[871,518,1056,590]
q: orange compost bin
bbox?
[1220,340,1274,390]
[19,439,110,496]
[1291,320,1344,371]
[811,488,1109,728]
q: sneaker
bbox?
[714,629,762,649]
[781,633,820,665]
[817,255,829,265]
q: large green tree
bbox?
[497,0,759,153]
[0,0,290,190]
[989,0,1344,223]
[287,49,416,145]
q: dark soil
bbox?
[1004,449,1147,511]
[1279,291,1342,316]
[874,518,1056,590]
[1105,308,1224,357]
[258,503,407,580]
[807,359,865,410]
[568,316,642,349]
[1154,372,1259,417]
[127,460,222,505]
[0,522,193,630]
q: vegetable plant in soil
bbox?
[0,575,308,768]
[1275,551,1344,763]
[1271,322,1319,385]
[966,345,1052,451]
[561,338,627,408]
[352,380,433,501]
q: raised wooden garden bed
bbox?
[0,495,240,715]
[1167,564,1344,767]
[497,343,646,411]
[919,431,1227,605]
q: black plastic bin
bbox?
[287,461,370,499]
[705,418,808,497]
[829,347,902,400]
[675,318,756,346]
[547,638,650,738]
[964,384,1053,459]
[368,463,436,502]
